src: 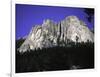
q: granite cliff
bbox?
[18,16,94,53]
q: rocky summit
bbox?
[18,16,94,53]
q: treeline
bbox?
[16,41,94,73]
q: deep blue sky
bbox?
[16,4,94,39]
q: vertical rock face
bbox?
[66,16,94,42]
[19,16,94,53]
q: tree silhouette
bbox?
[76,36,79,42]
[16,39,94,73]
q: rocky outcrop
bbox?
[18,16,94,53]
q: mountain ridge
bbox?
[18,15,94,53]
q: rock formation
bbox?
[18,16,94,53]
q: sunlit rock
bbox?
[19,16,94,53]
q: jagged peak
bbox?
[18,15,94,53]
[43,19,52,23]
[66,16,80,23]
[65,15,79,21]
